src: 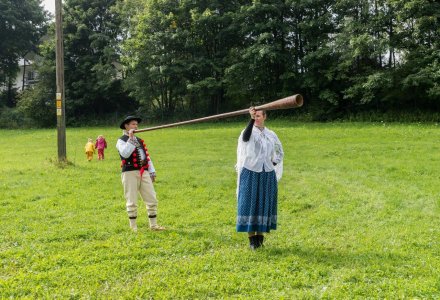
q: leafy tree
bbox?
[17,36,56,127]
[184,1,245,114]
[63,0,135,121]
[225,0,292,105]
[395,0,440,109]
[122,0,190,119]
[17,0,135,126]
[0,0,48,107]
[121,0,248,118]
[292,0,340,114]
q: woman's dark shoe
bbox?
[256,235,264,248]
[248,235,258,250]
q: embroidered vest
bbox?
[118,135,150,172]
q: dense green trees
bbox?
[18,0,136,126]
[121,0,248,118]
[17,39,57,127]
[121,0,439,120]
[0,0,48,107]
[4,0,439,126]
[62,0,135,121]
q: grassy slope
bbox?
[1,122,440,298]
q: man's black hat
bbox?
[120,115,142,129]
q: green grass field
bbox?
[1,121,440,298]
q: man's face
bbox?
[125,120,138,131]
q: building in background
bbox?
[16,52,40,91]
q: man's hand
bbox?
[128,129,135,140]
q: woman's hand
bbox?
[249,107,256,119]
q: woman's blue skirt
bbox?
[236,167,278,233]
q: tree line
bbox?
[1,0,439,127]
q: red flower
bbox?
[133,158,137,162]
[140,139,144,143]
[147,157,151,161]
[134,164,138,168]
[122,160,126,164]
[132,152,137,157]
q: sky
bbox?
[42,0,55,15]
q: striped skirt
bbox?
[236,167,278,233]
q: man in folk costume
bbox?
[236,108,284,249]
[116,116,165,232]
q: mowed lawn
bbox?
[1,121,440,298]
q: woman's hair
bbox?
[255,109,266,116]
[242,119,255,142]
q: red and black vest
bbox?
[119,135,150,172]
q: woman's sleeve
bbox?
[272,132,284,182]
[272,132,284,165]
[236,131,245,173]
[237,118,255,173]
[242,119,255,142]
[236,131,246,196]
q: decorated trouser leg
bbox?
[122,171,140,231]
[139,172,164,230]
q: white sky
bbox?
[42,0,55,15]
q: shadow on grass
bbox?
[263,243,410,269]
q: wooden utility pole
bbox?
[55,0,66,161]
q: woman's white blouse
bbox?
[236,126,284,183]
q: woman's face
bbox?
[254,111,266,127]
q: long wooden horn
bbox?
[134,94,303,133]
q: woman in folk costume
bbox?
[236,107,284,250]
[116,116,165,232]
